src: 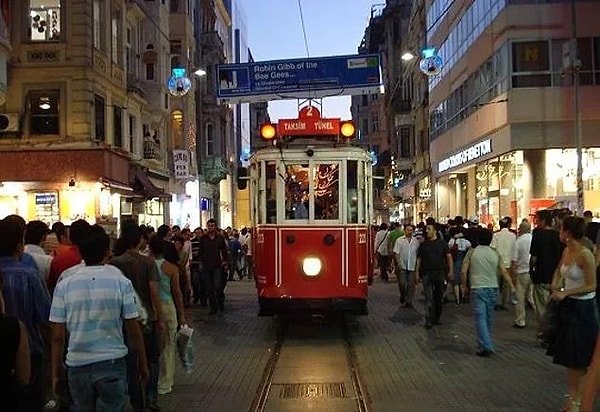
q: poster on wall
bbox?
[172,150,190,179]
[34,192,59,225]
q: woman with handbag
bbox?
[549,216,598,412]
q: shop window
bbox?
[205,123,214,156]
[28,90,60,135]
[93,0,106,51]
[113,106,123,147]
[94,94,106,141]
[29,0,61,41]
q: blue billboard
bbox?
[216,54,382,104]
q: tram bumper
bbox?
[258,297,368,316]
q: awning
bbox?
[99,177,134,195]
[132,167,172,201]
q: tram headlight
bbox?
[302,257,322,277]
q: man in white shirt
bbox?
[491,217,516,310]
[240,227,253,281]
[374,223,391,281]
[24,220,53,283]
[393,224,420,307]
[511,220,533,328]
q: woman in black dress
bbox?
[0,270,31,411]
[549,217,598,411]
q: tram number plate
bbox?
[358,233,367,244]
[257,233,264,243]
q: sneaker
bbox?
[158,387,172,395]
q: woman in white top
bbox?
[549,216,598,412]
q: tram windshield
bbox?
[255,158,368,225]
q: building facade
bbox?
[0,0,206,233]
[427,0,600,224]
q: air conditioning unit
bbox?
[0,114,20,132]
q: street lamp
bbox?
[401,52,415,61]
[570,0,584,216]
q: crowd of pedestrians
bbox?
[375,209,600,410]
[0,213,252,412]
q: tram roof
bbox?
[250,144,372,162]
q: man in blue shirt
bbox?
[0,217,51,411]
[49,224,148,412]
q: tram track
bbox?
[249,315,371,412]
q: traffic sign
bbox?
[216,54,382,104]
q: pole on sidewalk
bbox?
[571,0,584,216]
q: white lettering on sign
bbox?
[284,121,306,131]
[314,120,335,131]
[438,139,492,173]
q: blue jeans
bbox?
[67,357,128,412]
[472,288,499,351]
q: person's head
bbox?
[156,224,171,240]
[560,216,585,243]
[148,237,164,258]
[535,210,552,229]
[518,220,531,235]
[499,217,511,229]
[51,221,66,239]
[425,217,436,227]
[70,220,91,248]
[181,228,191,240]
[379,223,388,231]
[172,235,184,251]
[193,227,203,239]
[0,218,24,258]
[171,225,181,237]
[454,216,464,226]
[425,223,437,240]
[206,219,218,234]
[25,220,49,246]
[448,219,455,227]
[78,225,110,265]
[403,224,415,238]
[120,222,143,251]
[240,227,248,236]
[583,210,593,223]
[478,229,494,246]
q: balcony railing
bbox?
[143,139,162,161]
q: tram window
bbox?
[314,163,339,220]
[266,162,277,223]
[347,161,358,223]
[285,164,309,219]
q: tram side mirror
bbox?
[237,167,248,190]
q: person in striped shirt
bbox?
[49,225,148,412]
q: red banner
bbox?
[277,117,340,136]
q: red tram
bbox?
[247,111,374,316]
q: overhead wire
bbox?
[297,0,311,58]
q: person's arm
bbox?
[15,320,31,385]
[50,322,66,395]
[124,319,149,384]
[460,250,472,291]
[415,257,421,283]
[446,251,454,281]
[165,261,186,325]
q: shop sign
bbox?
[419,188,432,198]
[438,139,492,173]
[172,150,190,179]
[35,193,56,205]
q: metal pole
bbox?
[571,0,584,216]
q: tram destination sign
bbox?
[216,54,382,104]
